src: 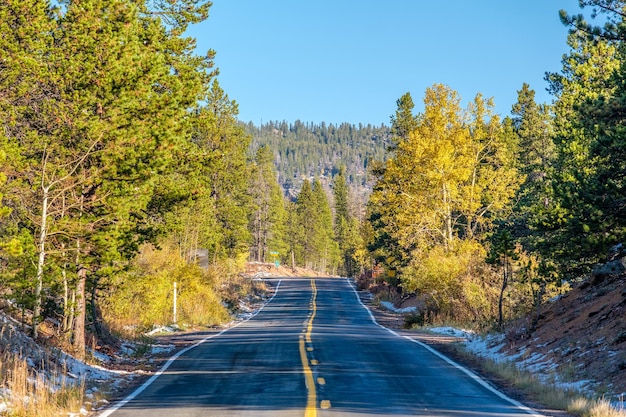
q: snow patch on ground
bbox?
[146,325,178,336]
[58,350,132,382]
[429,326,475,339]
[379,301,417,314]
[427,326,626,409]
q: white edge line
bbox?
[98,279,282,417]
[345,278,545,417]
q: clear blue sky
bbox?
[187,1,583,126]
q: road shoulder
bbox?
[354,287,574,417]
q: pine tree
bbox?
[544,7,621,274]
[511,84,554,184]
[502,84,557,300]
[296,180,316,268]
[249,145,287,263]
[390,92,419,146]
[0,0,58,338]
[0,0,216,355]
[333,166,353,276]
[285,200,303,269]
[191,81,252,260]
[312,179,339,273]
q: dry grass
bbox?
[467,351,626,417]
[0,352,85,417]
[568,398,626,417]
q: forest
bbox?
[0,0,367,361]
[1,0,626,367]
[246,120,389,207]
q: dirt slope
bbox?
[503,273,626,396]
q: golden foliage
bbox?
[370,84,523,322]
[102,244,230,335]
[402,239,498,321]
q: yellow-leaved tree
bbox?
[368,84,522,320]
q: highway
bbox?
[100,278,542,417]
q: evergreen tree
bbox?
[249,145,287,263]
[390,92,419,146]
[296,180,315,268]
[509,84,554,247]
[511,83,554,185]
[561,2,626,268]
[544,5,621,275]
[312,179,339,273]
[333,166,358,276]
[0,0,57,338]
[0,0,216,354]
[284,200,303,269]
[192,81,252,261]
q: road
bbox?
[100,278,542,417]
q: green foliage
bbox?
[544,4,623,276]
[247,120,390,207]
[0,0,256,356]
[190,81,253,259]
[486,229,518,328]
[505,83,555,257]
[333,167,364,277]
[288,179,339,273]
[312,179,340,272]
[249,145,287,263]
[390,92,419,145]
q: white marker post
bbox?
[173,281,177,324]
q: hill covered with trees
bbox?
[246,120,390,207]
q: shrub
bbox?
[102,244,230,336]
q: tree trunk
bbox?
[73,266,86,359]
[73,237,86,359]
[62,267,69,334]
[33,185,49,339]
[498,255,509,330]
[442,183,453,248]
[90,275,101,337]
[531,282,546,331]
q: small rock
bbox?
[591,259,626,284]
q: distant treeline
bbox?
[245,120,390,200]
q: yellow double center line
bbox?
[299,279,317,417]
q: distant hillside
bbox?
[245,120,390,206]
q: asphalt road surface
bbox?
[100,278,542,417]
